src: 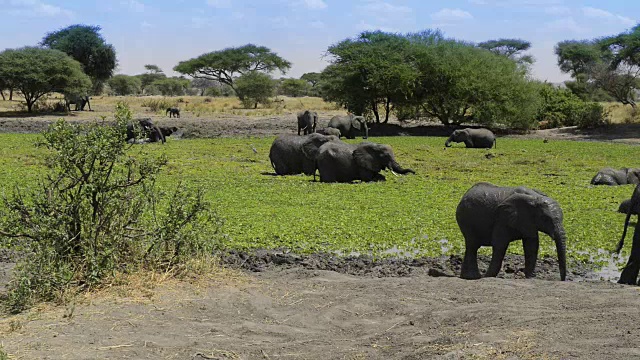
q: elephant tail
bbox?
[617,184,640,253]
[493,138,497,149]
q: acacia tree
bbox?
[235,71,275,108]
[137,64,166,94]
[0,47,91,112]
[477,38,534,66]
[173,44,291,99]
[107,75,142,95]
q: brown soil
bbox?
[2,113,640,359]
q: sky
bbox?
[0,0,638,83]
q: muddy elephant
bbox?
[327,114,368,139]
[316,127,341,137]
[315,141,414,183]
[126,119,168,144]
[591,168,640,186]
[166,107,180,118]
[456,182,567,281]
[445,128,496,148]
[297,110,318,135]
[615,184,640,285]
[269,133,339,176]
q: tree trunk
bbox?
[0,90,5,101]
[371,100,380,123]
[26,99,33,113]
[9,88,13,101]
[383,97,390,124]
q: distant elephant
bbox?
[65,94,91,111]
[316,127,341,137]
[445,128,496,148]
[616,184,640,285]
[618,198,640,215]
[269,133,339,176]
[297,110,318,135]
[327,114,368,139]
[591,167,640,186]
[160,126,179,138]
[126,118,166,144]
[456,182,567,281]
[315,141,414,183]
[166,107,180,118]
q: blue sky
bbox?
[0,0,638,83]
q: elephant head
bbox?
[351,116,368,139]
[496,193,567,281]
[625,168,640,184]
[445,129,467,147]
[352,143,415,180]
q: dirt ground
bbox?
[2,112,640,359]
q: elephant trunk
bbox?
[552,225,568,281]
[445,136,452,147]
[388,160,415,175]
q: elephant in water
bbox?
[616,184,640,285]
[126,119,171,144]
[269,133,339,176]
[315,141,414,183]
[327,114,368,139]
[445,128,496,148]
[297,110,318,135]
[166,107,180,118]
[316,127,341,137]
[591,167,640,186]
[456,182,567,281]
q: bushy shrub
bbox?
[536,84,609,128]
[141,97,173,112]
[235,71,275,109]
[0,103,218,312]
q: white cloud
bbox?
[301,0,327,10]
[544,6,570,16]
[355,20,398,33]
[469,0,563,6]
[361,0,411,15]
[6,0,73,17]
[543,17,586,34]
[431,8,473,22]
[122,0,145,12]
[207,0,231,8]
[582,6,635,26]
[357,0,414,30]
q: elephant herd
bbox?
[269,112,640,285]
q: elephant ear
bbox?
[351,117,362,130]
[301,134,327,160]
[353,143,385,173]
[496,193,541,234]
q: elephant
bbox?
[445,128,496,148]
[64,94,91,111]
[615,184,640,285]
[618,198,640,215]
[591,167,640,186]
[316,127,341,137]
[269,133,339,176]
[126,119,167,144]
[456,182,567,281]
[327,114,368,139]
[297,110,318,135]
[166,107,180,118]
[314,141,415,183]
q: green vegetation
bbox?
[537,84,609,128]
[0,104,216,312]
[0,133,634,269]
[107,74,142,95]
[235,71,276,108]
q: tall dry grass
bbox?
[604,102,640,124]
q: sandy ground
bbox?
[2,112,640,359]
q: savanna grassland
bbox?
[0,131,635,264]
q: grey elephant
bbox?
[591,167,640,186]
[314,141,414,183]
[445,128,496,148]
[316,127,341,137]
[126,119,167,144]
[618,198,640,215]
[269,133,339,176]
[166,107,180,118]
[456,182,567,281]
[327,114,368,139]
[615,184,640,285]
[65,94,91,111]
[297,110,318,135]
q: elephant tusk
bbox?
[390,169,399,177]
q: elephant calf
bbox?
[315,141,414,183]
[269,133,339,176]
[297,110,318,135]
[591,167,640,186]
[456,182,567,281]
[445,128,496,148]
[166,107,180,118]
[316,127,341,137]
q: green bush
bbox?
[235,71,275,109]
[141,97,173,112]
[536,84,609,128]
[0,103,218,313]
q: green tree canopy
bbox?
[152,77,190,96]
[554,40,602,78]
[173,44,291,98]
[235,71,275,108]
[301,72,321,87]
[108,75,142,96]
[279,78,310,97]
[477,38,534,65]
[0,47,91,112]
[137,64,166,94]
[40,24,117,93]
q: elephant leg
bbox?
[619,222,640,285]
[460,231,482,279]
[522,236,539,278]
[485,243,508,277]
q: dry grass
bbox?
[604,102,640,124]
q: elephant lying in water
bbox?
[456,182,567,281]
[269,133,339,175]
[316,127,341,137]
[314,141,414,183]
[126,119,178,144]
[445,128,496,148]
[591,167,640,186]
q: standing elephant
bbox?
[445,128,496,148]
[64,94,91,111]
[618,198,640,215]
[166,107,180,118]
[615,184,640,285]
[591,167,640,186]
[315,141,414,183]
[269,133,339,176]
[327,114,368,139]
[456,182,567,281]
[297,110,318,135]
